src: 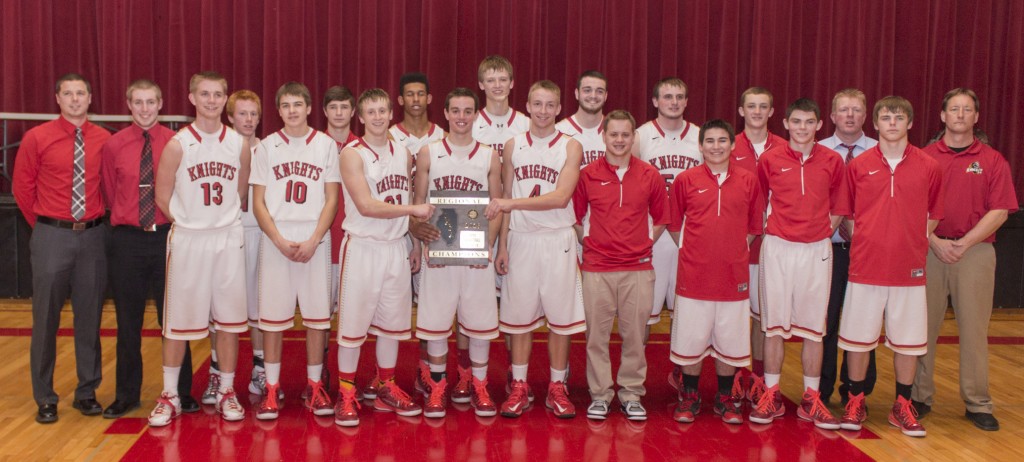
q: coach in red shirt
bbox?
[99,80,197,418]
[573,110,669,421]
[911,88,1017,431]
[13,73,110,423]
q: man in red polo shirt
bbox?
[912,88,1017,432]
[731,86,785,402]
[100,79,198,418]
[751,98,845,429]
[573,110,668,421]
[836,96,942,437]
[14,73,111,424]
[669,119,763,424]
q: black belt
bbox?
[36,216,104,231]
[832,241,850,249]
[117,223,171,233]
[935,235,963,240]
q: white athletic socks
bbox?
[163,366,181,396]
[376,337,399,369]
[265,362,282,386]
[308,364,323,382]
[550,368,567,383]
[468,338,489,364]
[472,366,487,381]
[803,375,820,391]
[765,373,781,388]
[219,372,235,393]
[511,364,528,381]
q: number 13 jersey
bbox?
[169,124,245,230]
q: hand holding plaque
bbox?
[426,190,490,266]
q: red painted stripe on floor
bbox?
[105,417,149,434]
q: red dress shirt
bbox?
[101,123,175,226]
[13,116,111,227]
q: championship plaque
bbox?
[427,190,490,266]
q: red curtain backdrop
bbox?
[2,0,1022,200]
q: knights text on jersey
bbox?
[508,132,575,232]
[556,116,605,167]
[169,124,244,230]
[425,139,492,192]
[635,120,702,188]
[342,138,411,241]
[250,129,341,222]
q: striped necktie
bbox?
[836,144,854,242]
[139,130,155,228]
[71,127,86,220]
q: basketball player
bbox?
[485,80,585,419]
[730,87,786,404]
[556,70,607,167]
[634,77,702,392]
[412,88,502,418]
[333,88,434,427]
[668,120,762,425]
[224,90,278,398]
[324,85,359,391]
[250,82,341,419]
[750,98,845,429]
[836,96,942,437]
[473,55,530,161]
[148,71,250,426]
[390,72,445,172]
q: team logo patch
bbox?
[911,268,924,278]
[966,162,983,175]
[738,282,749,292]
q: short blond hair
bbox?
[357,88,392,114]
[125,79,162,101]
[831,88,867,113]
[477,55,514,82]
[528,80,561,101]
[189,71,228,94]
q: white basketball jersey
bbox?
[250,129,342,223]
[508,132,575,232]
[389,123,444,162]
[635,120,702,187]
[472,108,529,162]
[169,124,244,230]
[241,144,260,228]
[342,138,411,241]
[556,116,606,167]
[426,139,492,193]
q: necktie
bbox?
[71,127,86,220]
[837,144,854,242]
[139,130,155,228]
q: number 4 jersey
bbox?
[169,124,246,229]
[250,128,342,222]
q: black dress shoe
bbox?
[103,400,141,419]
[911,400,931,418]
[36,404,58,424]
[179,395,200,413]
[72,398,103,416]
[965,410,1000,431]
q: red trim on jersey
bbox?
[838,335,882,347]
[442,139,453,155]
[567,116,583,134]
[525,131,533,146]
[416,326,452,335]
[507,110,518,125]
[549,132,563,147]
[370,324,412,335]
[355,136,394,162]
[651,119,691,140]
[467,142,481,160]
[341,334,367,342]
[394,123,410,136]
[218,125,227,142]
[457,322,499,335]
[479,111,493,126]
[260,316,297,325]
[170,327,211,334]
[275,130,289,144]
[185,125,202,143]
[305,129,317,145]
[427,123,438,137]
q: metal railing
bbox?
[0,112,194,185]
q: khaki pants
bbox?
[912,244,995,413]
[582,270,655,403]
